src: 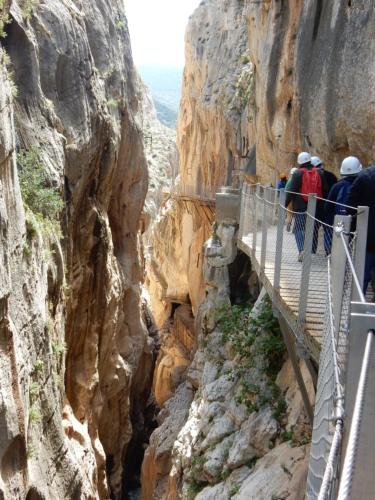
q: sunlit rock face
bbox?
[178,0,375,190]
[146,199,214,329]
[246,0,375,180]
[178,0,252,192]
[0,1,151,498]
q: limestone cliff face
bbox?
[246,0,375,179]
[178,0,252,191]
[0,1,150,498]
[179,0,375,187]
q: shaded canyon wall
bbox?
[0,0,152,498]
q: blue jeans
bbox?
[293,213,306,253]
[364,252,375,294]
[294,213,320,253]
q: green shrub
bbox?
[229,484,240,497]
[28,406,41,424]
[29,381,40,400]
[215,297,286,419]
[52,341,66,357]
[280,430,293,442]
[17,148,63,219]
[186,480,205,500]
[33,359,44,374]
[21,0,39,21]
[27,443,36,458]
[0,1,11,39]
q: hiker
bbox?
[346,161,375,295]
[311,156,337,192]
[285,167,298,231]
[310,156,337,254]
[285,152,327,261]
[324,156,363,254]
[277,173,287,190]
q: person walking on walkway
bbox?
[346,161,375,295]
[324,156,362,254]
[277,173,287,190]
[285,167,298,231]
[309,156,337,254]
[285,152,327,261]
[312,156,337,192]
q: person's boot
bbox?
[298,251,304,262]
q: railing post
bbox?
[331,215,352,336]
[260,187,269,274]
[252,184,260,257]
[238,183,246,240]
[353,206,369,301]
[274,189,286,291]
[340,303,375,500]
[298,194,317,324]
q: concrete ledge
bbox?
[215,189,240,224]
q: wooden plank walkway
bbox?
[238,225,328,362]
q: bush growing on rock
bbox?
[17,148,64,238]
[214,296,287,421]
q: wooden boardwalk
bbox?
[171,193,215,207]
[238,226,328,362]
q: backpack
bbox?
[300,167,323,202]
[335,180,352,215]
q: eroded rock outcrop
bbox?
[141,226,314,499]
[0,1,152,498]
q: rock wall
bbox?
[0,1,151,498]
[246,0,375,180]
[178,0,375,189]
[178,0,252,192]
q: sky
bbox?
[125,0,202,68]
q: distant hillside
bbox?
[138,65,182,128]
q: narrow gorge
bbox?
[0,1,374,500]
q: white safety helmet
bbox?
[297,152,311,165]
[340,156,362,176]
[311,156,322,167]
[290,167,298,176]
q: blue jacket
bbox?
[324,176,356,225]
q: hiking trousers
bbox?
[293,212,320,254]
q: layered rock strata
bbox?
[179,0,375,186]
[178,0,252,191]
[0,1,151,498]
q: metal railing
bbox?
[238,182,373,499]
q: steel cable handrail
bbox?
[317,257,345,500]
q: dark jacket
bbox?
[321,169,338,193]
[285,164,328,213]
[277,179,287,190]
[346,164,375,252]
[324,176,356,225]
